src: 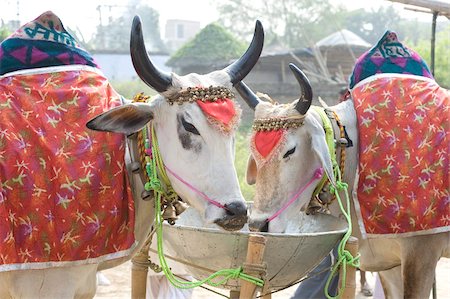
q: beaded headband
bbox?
[167,86,235,105]
[252,117,305,131]
[168,86,240,134]
[251,116,305,165]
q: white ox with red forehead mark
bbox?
[236,63,450,299]
[88,16,265,231]
[236,64,334,233]
[0,15,264,299]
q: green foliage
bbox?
[167,23,246,67]
[340,7,401,44]
[216,0,341,48]
[110,80,157,99]
[0,26,11,42]
[410,25,450,88]
[235,127,255,201]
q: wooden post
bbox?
[260,281,272,299]
[338,236,358,299]
[131,242,151,299]
[230,290,240,299]
[239,234,267,299]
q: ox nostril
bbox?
[260,221,269,233]
[224,201,247,217]
[249,220,269,232]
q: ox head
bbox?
[235,63,334,233]
[87,16,264,231]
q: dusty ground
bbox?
[95,258,450,298]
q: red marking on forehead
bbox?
[196,98,237,130]
[254,129,285,158]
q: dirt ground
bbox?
[95,258,450,299]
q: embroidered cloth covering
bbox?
[350,32,449,238]
[0,12,135,271]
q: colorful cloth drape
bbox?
[352,75,449,237]
[0,12,135,271]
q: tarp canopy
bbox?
[315,30,371,48]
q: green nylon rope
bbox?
[143,124,264,289]
[311,106,336,197]
[323,164,360,299]
[310,107,360,299]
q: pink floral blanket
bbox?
[352,74,449,238]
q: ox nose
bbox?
[225,201,247,217]
[214,201,248,231]
[249,219,269,232]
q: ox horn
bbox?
[130,15,172,92]
[289,63,313,115]
[234,81,261,110]
[225,20,264,86]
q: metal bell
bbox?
[162,204,178,221]
[173,200,189,216]
[141,190,153,201]
[130,161,141,173]
[338,137,348,147]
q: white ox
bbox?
[0,16,264,298]
[235,64,450,299]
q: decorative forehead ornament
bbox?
[167,86,241,133]
[251,116,305,165]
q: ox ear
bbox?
[86,102,154,135]
[246,155,257,185]
[310,126,335,186]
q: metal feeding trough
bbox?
[161,208,348,291]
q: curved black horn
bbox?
[234,81,261,110]
[130,15,172,92]
[289,63,313,115]
[225,20,264,86]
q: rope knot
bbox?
[313,167,324,179]
[342,251,360,267]
[145,177,162,192]
[330,181,348,194]
[242,262,267,278]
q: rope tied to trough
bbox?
[142,123,265,289]
[310,106,360,299]
[324,161,360,299]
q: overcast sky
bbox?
[0,0,440,40]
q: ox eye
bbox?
[181,117,200,135]
[283,147,296,159]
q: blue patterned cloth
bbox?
[0,11,97,75]
[349,31,433,88]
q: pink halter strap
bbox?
[164,165,229,211]
[266,167,324,222]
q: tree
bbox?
[341,6,433,45]
[167,23,246,70]
[412,25,450,88]
[0,26,11,42]
[90,1,166,53]
[216,0,341,48]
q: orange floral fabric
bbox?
[352,75,449,237]
[0,68,135,270]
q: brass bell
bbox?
[173,200,189,216]
[162,204,178,221]
[141,190,153,201]
[130,161,141,173]
[337,137,348,147]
